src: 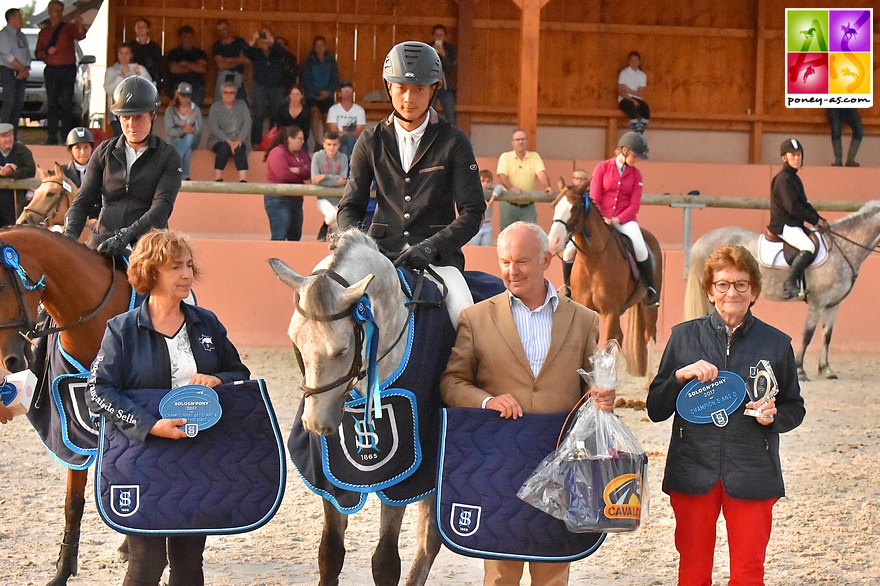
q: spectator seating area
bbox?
[26,145,880,354]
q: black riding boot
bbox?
[783,250,813,299]
[562,261,573,297]
[636,259,660,307]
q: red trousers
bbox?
[669,482,777,586]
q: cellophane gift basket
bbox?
[517,340,649,533]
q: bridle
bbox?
[20,177,72,227]
[0,240,119,342]
[293,267,435,398]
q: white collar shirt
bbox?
[508,279,559,377]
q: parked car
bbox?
[0,28,95,127]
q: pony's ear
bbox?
[268,258,309,291]
[37,164,48,180]
[54,161,65,178]
[339,274,375,307]
[557,176,566,191]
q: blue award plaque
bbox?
[0,379,16,406]
[159,387,222,436]
[676,371,747,427]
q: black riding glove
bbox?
[394,240,436,270]
[97,230,131,257]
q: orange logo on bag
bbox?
[603,473,642,519]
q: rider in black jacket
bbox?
[337,41,485,325]
[769,138,828,299]
[64,76,182,256]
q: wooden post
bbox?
[751,0,767,164]
[511,0,549,151]
[456,0,474,135]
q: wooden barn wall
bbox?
[108,0,878,120]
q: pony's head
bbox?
[549,179,589,255]
[17,162,78,229]
[269,230,403,435]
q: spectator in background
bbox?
[496,128,553,230]
[104,43,152,136]
[429,24,456,127]
[827,108,862,167]
[469,169,500,246]
[311,130,348,241]
[166,25,208,107]
[164,82,203,181]
[273,36,299,89]
[208,82,250,182]
[273,84,310,148]
[211,19,249,103]
[0,122,34,223]
[325,80,365,158]
[35,0,86,145]
[617,51,650,134]
[244,28,288,148]
[301,36,340,151]
[263,125,310,241]
[130,18,164,92]
[0,8,31,138]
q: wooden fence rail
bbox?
[0,180,864,213]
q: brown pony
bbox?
[0,226,131,585]
[16,163,82,232]
[548,181,662,377]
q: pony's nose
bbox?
[4,354,25,373]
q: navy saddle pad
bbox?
[95,379,286,535]
[437,408,605,562]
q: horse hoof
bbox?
[820,369,839,380]
[116,548,129,563]
[797,370,810,382]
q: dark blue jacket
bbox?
[86,300,250,441]
[647,311,805,500]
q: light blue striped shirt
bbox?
[0,26,30,69]
[508,280,559,377]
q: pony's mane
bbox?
[327,229,379,266]
[833,200,880,231]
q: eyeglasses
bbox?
[712,280,751,293]
[572,176,588,182]
[222,91,237,95]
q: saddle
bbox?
[436,408,605,561]
[95,379,286,535]
[759,227,827,268]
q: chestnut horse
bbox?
[0,226,131,585]
[548,181,662,377]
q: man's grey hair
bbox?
[497,221,549,256]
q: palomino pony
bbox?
[684,200,880,381]
[0,226,131,585]
[270,230,444,586]
[548,181,662,377]
[17,163,79,233]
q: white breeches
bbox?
[316,198,338,228]
[426,264,473,328]
[781,225,816,253]
[614,221,649,262]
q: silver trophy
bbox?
[745,360,778,418]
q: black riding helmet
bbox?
[618,131,649,160]
[110,76,160,117]
[382,41,443,123]
[780,138,804,156]
[66,127,94,148]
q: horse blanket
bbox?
[289,269,458,514]
[95,379,285,535]
[437,408,605,561]
[757,233,829,268]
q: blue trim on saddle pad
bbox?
[94,379,286,535]
[319,389,422,493]
[436,408,606,562]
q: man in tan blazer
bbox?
[441,221,615,586]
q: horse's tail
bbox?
[623,302,656,378]
[684,250,709,321]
